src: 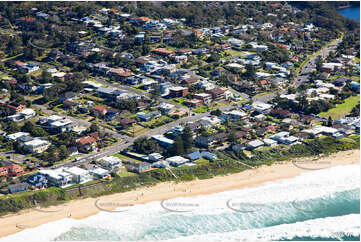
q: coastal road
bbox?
[252,37,343,103]
[54,104,236,168]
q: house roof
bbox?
[187,151,202,160]
[109,68,134,77]
[119,118,136,126]
[92,105,107,112]
[208,87,225,96]
[76,136,97,145]
[152,48,174,56]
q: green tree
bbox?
[168,136,184,156]
[327,116,333,127]
[59,145,69,160]
[41,70,52,83]
[7,122,20,133]
[181,126,193,152]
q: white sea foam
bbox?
[1,165,359,241]
[164,214,360,241]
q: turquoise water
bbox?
[338,6,360,22]
[1,165,360,241]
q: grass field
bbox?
[224,49,243,57]
[117,170,137,177]
[121,124,149,137]
[319,96,360,120]
[194,158,209,165]
[113,153,142,163]
[193,105,209,113]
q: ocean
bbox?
[1,165,360,241]
[338,6,360,22]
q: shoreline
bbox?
[0,149,359,238]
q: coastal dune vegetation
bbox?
[0,135,359,217]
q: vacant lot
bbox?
[320,95,360,119]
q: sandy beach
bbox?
[0,149,359,238]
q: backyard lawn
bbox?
[113,153,142,163]
[319,96,360,120]
[193,105,209,113]
[224,49,243,57]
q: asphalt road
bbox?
[54,104,236,169]
[53,38,343,169]
[252,37,343,103]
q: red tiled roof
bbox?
[20,17,36,22]
[76,136,97,145]
[151,48,175,56]
[137,16,150,22]
[266,125,276,131]
[92,105,107,112]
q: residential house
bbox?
[99,156,122,171]
[269,131,299,145]
[119,118,137,129]
[26,174,48,188]
[23,138,50,153]
[207,88,226,100]
[246,139,264,150]
[64,167,91,184]
[5,132,30,141]
[47,119,74,133]
[89,166,110,179]
[270,109,292,119]
[127,162,152,173]
[76,136,97,152]
[137,111,161,121]
[194,93,212,105]
[169,86,188,98]
[8,183,29,194]
[263,138,278,147]
[252,102,273,113]
[159,102,176,115]
[151,48,175,57]
[185,99,203,108]
[223,110,247,120]
[166,156,189,167]
[7,103,25,114]
[108,68,134,81]
[187,151,202,161]
[7,108,36,122]
[92,105,108,117]
[6,164,24,176]
[58,92,78,103]
[199,116,222,128]
[302,126,339,137]
[38,169,73,187]
[151,135,174,147]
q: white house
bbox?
[99,156,122,171]
[246,139,264,150]
[252,102,273,113]
[23,138,50,153]
[166,156,189,167]
[224,110,247,120]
